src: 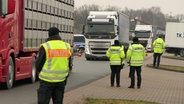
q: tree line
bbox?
[74,4,184,33]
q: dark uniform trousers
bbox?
[37,80,65,104]
[110,65,122,86]
[129,66,142,87]
[153,53,162,67]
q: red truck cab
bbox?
[0,0,37,89]
[0,0,75,89]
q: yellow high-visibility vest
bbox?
[153,38,165,53]
[126,44,146,66]
[106,45,125,65]
[39,40,71,82]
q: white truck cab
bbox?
[83,11,129,60]
[134,25,156,52]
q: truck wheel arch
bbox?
[6,57,14,89]
[29,56,37,83]
[180,49,184,57]
[4,49,15,89]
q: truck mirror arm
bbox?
[82,25,85,34]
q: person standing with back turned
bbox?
[126,37,146,89]
[36,27,71,104]
[106,40,125,87]
[153,35,165,67]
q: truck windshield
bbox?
[86,24,114,35]
[74,36,85,42]
[135,31,151,38]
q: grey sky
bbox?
[75,0,184,15]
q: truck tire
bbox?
[78,47,84,53]
[180,49,184,57]
[6,57,14,89]
[86,58,90,61]
[30,57,37,83]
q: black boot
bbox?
[128,86,135,89]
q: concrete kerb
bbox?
[146,64,184,73]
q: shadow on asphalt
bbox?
[0,78,38,90]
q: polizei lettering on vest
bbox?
[48,49,69,57]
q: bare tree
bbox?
[74,5,183,33]
[123,7,166,29]
[74,4,100,33]
[104,5,121,12]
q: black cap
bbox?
[48,27,59,37]
[158,35,162,38]
[114,40,120,45]
[133,37,139,42]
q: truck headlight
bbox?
[148,45,151,48]
[85,46,90,53]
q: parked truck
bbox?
[165,22,184,57]
[0,0,74,89]
[134,25,159,52]
[83,11,129,60]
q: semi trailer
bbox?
[165,22,184,57]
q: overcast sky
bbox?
[75,0,184,15]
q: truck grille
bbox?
[139,40,148,47]
[89,41,111,56]
[90,48,108,51]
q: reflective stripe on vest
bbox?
[41,69,69,74]
[110,60,121,65]
[39,74,67,81]
[44,42,70,71]
[39,41,70,82]
[130,60,144,64]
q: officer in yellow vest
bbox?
[153,35,165,67]
[106,40,125,87]
[126,37,146,89]
[36,27,71,104]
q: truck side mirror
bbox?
[8,0,15,14]
[0,0,8,16]
[117,26,119,35]
[82,25,85,34]
[151,33,154,37]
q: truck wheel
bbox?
[30,57,37,83]
[78,48,84,53]
[6,57,14,89]
[86,58,90,61]
[180,49,184,57]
